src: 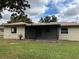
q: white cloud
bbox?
[29,0,49,6]
[0,10,11,24]
[26,6,48,16]
[55,0,79,22]
[51,0,64,4]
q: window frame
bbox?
[61,28,68,34]
[11,27,17,33]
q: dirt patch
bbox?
[9,43,17,44]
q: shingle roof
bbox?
[4,22,60,26]
[59,22,79,26]
[4,22,26,26]
[26,22,60,26]
[3,22,79,27]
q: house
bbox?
[3,22,79,41]
[0,25,4,37]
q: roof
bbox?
[4,22,26,26]
[27,22,60,26]
[3,22,79,27]
[59,22,79,26]
[4,22,60,26]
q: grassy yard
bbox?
[0,38,79,59]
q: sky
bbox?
[0,0,79,24]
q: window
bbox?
[11,27,17,33]
[1,29,4,32]
[61,28,68,34]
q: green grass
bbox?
[0,38,79,59]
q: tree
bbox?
[10,13,17,20]
[39,15,57,23]
[8,14,32,23]
[39,16,50,23]
[0,0,30,18]
[39,17,44,23]
[50,15,57,22]
[44,16,50,23]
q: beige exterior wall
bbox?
[4,26,25,39]
[4,25,79,41]
[59,27,79,41]
[0,29,4,36]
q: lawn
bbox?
[0,38,79,59]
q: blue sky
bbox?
[43,0,73,16]
[43,2,59,16]
[0,0,79,23]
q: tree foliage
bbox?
[0,0,30,18]
[39,15,57,23]
[39,17,44,23]
[50,16,57,22]
[8,14,32,23]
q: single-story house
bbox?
[3,22,79,41]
